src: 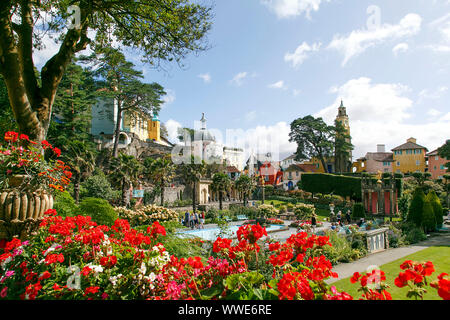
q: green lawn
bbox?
[333,246,450,300]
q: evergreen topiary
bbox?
[352,202,365,219]
[53,191,79,217]
[422,200,436,233]
[407,187,426,227]
[426,190,444,228]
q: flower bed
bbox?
[290,220,324,229]
[114,205,179,226]
[0,209,448,300]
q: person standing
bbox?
[337,211,342,226]
[311,213,317,232]
[184,211,190,227]
[346,209,351,225]
[190,212,195,229]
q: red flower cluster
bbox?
[147,221,167,239]
[100,255,117,268]
[351,269,392,300]
[236,223,267,244]
[394,260,435,288]
[430,273,450,300]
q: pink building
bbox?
[427,149,448,179]
[357,145,394,173]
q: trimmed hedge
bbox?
[301,173,403,201]
[301,173,362,200]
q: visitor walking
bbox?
[194,212,199,229]
[199,211,205,229]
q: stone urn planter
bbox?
[0,175,53,240]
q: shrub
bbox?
[257,204,279,218]
[293,203,315,220]
[408,187,426,227]
[79,197,118,226]
[53,191,78,218]
[80,172,118,201]
[352,203,365,220]
[400,221,427,244]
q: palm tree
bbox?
[211,172,231,210]
[109,153,142,207]
[144,155,175,206]
[235,174,256,207]
[180,156,206,213]
[61,140,96,203]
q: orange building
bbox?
[426,149,448,179]
[391,137,428,174]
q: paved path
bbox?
[326,233,450,284]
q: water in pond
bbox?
[176,224,285,241]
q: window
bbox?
[296,171,299,177]
[435,156,439,161]
[416,160,420,166]
[441,165,445,170]
[397,161,400,166]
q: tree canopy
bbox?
[0,0,212,141]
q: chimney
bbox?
[377,144,385,153]
[407,137,417,144]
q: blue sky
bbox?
[35,0,450,161]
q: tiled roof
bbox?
[285,163,318,172]
[226,166,240,173]
[366,152,394,162]
[392,141,428,151]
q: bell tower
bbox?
[335,100,352,172]
[148,114,161,142]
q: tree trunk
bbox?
[219,192,223,210]
[243,193,247,207]
[73,173,81,204]
[121,177,129,207]
[113,105,123,158]
[160,184,165,207]
[192,181,197,213]
[0,3,90,143]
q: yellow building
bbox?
[148,115,161,142]
[352,157,366,173]
[122,111,150,141]
[303,156,335,173]
[391,137,428,174]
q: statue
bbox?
[376,170,383,184]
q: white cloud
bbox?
[268,80,287,90]
[427,13,450,53]
[261,0,327,19]
[162,89,176,108]
[293,89,302,96]
[198,73,211,83]
[284,42,321,68]
[227,122,296,161]
[418,86,448,103]
[328,13,422,66]
[230,72,249,86]
[427,108,442,117]
[393,42,409,56]
[244,110,258,122]
[164,119,183,143]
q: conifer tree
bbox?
[407,187,426,227]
